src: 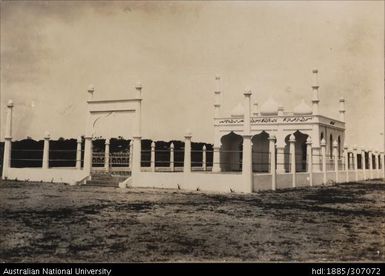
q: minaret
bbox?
[339,97,345,122]
[312,69,320,115]
[214,75,221,118]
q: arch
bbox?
[284,130,309,172]
[251,131,270,172]
[220,132,243,172]
[329,134,333,158]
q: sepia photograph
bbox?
[0,0,384,271]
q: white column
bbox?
[339,97,345,122]
[276,145,285,174]
[253,101,259,116]
[2,100,13,179]
[202,145,207,171]
[42,131,50,169]
[104,138,110,172]
[129,140,133,169]
[76,137,82,169]
[312,147,322,172]
[382,152,385,179]
[289,134,296,188]
[132,82,143,176]
[353,146,358,181]
[269,135,276,191]
[184,131,192,174]
[333,140,339,183]
[344,145,349,182]
[368,149,373,179]
[212,145,221,173]
[361,148,366,180]
[170,142,175,172]
[312,69,320,115]
[374,151,379,178]
[151,141,155,172]
[306,137,313,187]
[242,89,253,193]
[321,138,327,184]
[83,135,93,174]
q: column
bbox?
[104,138,110,172]
[132,82,143,176]
[339,97,345,122]
[242,89,253,193]
[353,146,358,181]
[374,151,379,178]
[382,152,385,179]
[42,131,50,169]
[129,140,133,169]
[268,135,276,191]
[212,75,221,173]
[344,145,349,182]
[306,137,313,187]
[368,149,373,179]
[184,131,192,174]
[333,140,339,183]
[361,148,366,180]
[2,100,13,179]
[150,141,155,172]
[131,137,141,175]
[321,138,327,184]
[170,142,175,172]
[83,135,93,174]
[212,145,221,172]
[202,145,207,171]
[76,137,82,169]
[289,134,296,188]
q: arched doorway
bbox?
[220,132,243,172]
[284,131,309,172]
[252,131,270,173]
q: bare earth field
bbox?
[0,180,384,262]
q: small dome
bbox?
[230,102,244,117]
[293,99,312,115]
[260,97,279,115]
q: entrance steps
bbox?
[84,172,129,187]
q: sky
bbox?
[1,1,384,149]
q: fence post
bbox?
[212,145,221,172]
[184,131,192,174]
[2,100,13,179]
[368,149,373,179]
[151,141,155,172]
[129,140,133,169]
[202,145,207,171]
[76,137,82,169]
[42,131,50,169]
[306,137,313,187]
[321,138,327,184]
[353,146,358,181]
[84,135,93,175]
[344,145,349,182]
[268,135,276,191]
[104,138,110,172]
[333,140,339,183]
[289,134,296,188]
[169,142,175,172]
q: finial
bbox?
[243,88,252,96]
[289,134,296,142]
[44,131,50,139]
[170,142,174,149]
[77,136,82,143]
[151,141,155,147]
[333,140,338,147]
[135,82,142,90]
[87,84,94,93]
[203,145,207,150]
[306,136,312,144]
[7,99,13,108]
[185,129,192,137]
[321,138,326,146]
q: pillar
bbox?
[202,145,207,171]
[76,137,82,169]
[353,146,358,181]
[374,151,379,178]
[382,152,385,179]
[312,69,320,115]
[289,134,296,188]
[104,138,110,172]
[333,140,339,183]
[170,142,175,172]
[242,89,253,193]
[321,138,327,184]
[42,131,50,169]
[214,75,221,118]
[83,135,93,174]
[131,137,141,175]
[132,82,143,176]
[2,100,13,179]
[306,137,313,187]
[253,101,259,116]
[339,97,345,122]
[276,145,285,174]
[361,148,366,180]
[269,135,276,190]
[368,149,373,179]
[151,141,155,172]
[312,147,322,172]
[129,140,133,169]
[184,131,192,174]
[344,145,349,182]
[212,145,221,173]
[212,76,222,173]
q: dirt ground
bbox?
[0,180,384,262]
